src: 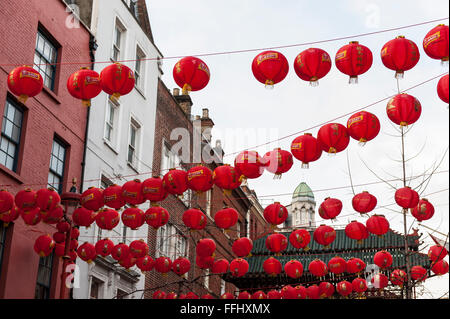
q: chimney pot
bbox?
[173,88,180,96]
[202,108,209,118]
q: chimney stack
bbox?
[200,108,214,143]
[173,90,193,118]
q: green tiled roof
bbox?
[293,182,314,200]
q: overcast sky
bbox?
[147,0,449,298]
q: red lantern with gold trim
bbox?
[252,291,267,300]
[95,238,114,257]
[129,239,148,258]
[153,290,166,299]
[111,243,129,261]
[352,278,368,295]
[390,269,407,286]
[263,202,288,227]
[431,260,449,275]
[411,265,428,281]
[7,66,43,103]
[318,197,342,220]
[308,259,328,277]
[77,242,97,263]
[229,258,249,277]
[67,68,102,106]
[212,258,229,274]
[35,188,60,213]
[196,238,216,258]
[41,205,63,224]
[142,176,168,204]
[121,207,145,230]
[234,151,265,180]
[294,285,307,299]
[237,291,251,299]
[381,36,420,78]
[437,74,449,103]
[423,24,449,62]
[72,207,96,228]
[165,292,178,300]
[214,207,238,230]
[221,293,235,300]
[144,206,169,229]
[100,63,135,102]
[352,191,377,214]
[319,282,334,298]
[232,237,253,257]
[263,148,293,178]
[121,179,145,206]
[212,165,241,195]
[293,48,332,86]
[0,190,14,214]
[173,56,210,94]
[263,257,282,276]
[289,229,311,250]
[252,50,289,88]
[265,233,288,254]
[313,225,336,248]
[328,256,347,275]
[307,285,320,299]
[172,257,191,276]
[386,93,421,127]
[395,186,419,209]
[335,41,373,83]
[57,220,71,233]
[281,285,297,299]
[0,205,20,226]
[373,250,393,269]
[95,208,120,230]
[366,214,389,236]
[186,292,199,299]
[346,257,366,274]
[119,253,137,269]
[20,207,41,226]
[103,184,125,210]
[155,256,172,274]
[345,220,369,244]
[54,242,65,257]
[291,133,322,168]
[33,234,55,257]
[162,169,188,196]
[182,208,207,230]
[317,123,350,154]
[267,290,282,299]
[137,255,155,272]
[15,188,38,211]
[53,232,66,244]
[187,165,213,193]
[336,280,353,297]
[196,255,215,269]
[411,198,434,221]
[372,273,389,290]
[347,111,380,144]
[80,187,104,211]
[284,259,303,279]
[428,245,448,262]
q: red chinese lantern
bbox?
[352,278,368,295]
[77,242,97,263]
[20,207,41,226]
[72,207,96,228]
[103,184,126,210]
[129,239,148,258]
[313,224,336,248]
[411,198,435,222]
[119,253,137,269]
[281,285,297,299]
[284,259,304,279]
[211,258,229,274]
[0,205,20,226]
[319,282,335,299]
[182,208,207,230]
[390,269,407,286]
[294,285,308,299]
[328,256,347,275]
[336,280,353,298]
[121,207,145,230]
[232,237,253,257]
[67,68,102,106]
[252,50,289,88]
[165,292,178,300]
[201,294,214,299]
[317,123,350,154]
[186,292,199,299]
[347,111,380,144]
[373,250,393,269]
[35,188,60,213]
[237,291,251,299]
[234,151,265,180]
[155,256,172,274]
[173,56,210,94]
[121,179,145,206]
[267,290,282,299]
[437,74,449,103]
[371,273,389,290]
[14,188,38,211]
[0,190,15,214]
[212,165,241,195]
[262,148,293,178]
[33,234,55,257]
[214,207,238,230]
[335,41,373,83]
[229,258,249,277]
[196,255,215,269]
[221,293,235,300]
[366,214,389,236]
[352,191,377,214]
[265,233,288,254]
[293,48,332,86]
[162,169,188,196]
[306,285,320,299]
[386,93,422,127]
[153,290,166,299]
[100,63,135,101]
[95,238,114,257]
[345,220,369,244]
[381,36,420,78]
[411,265,428,281]
[187,165,213,193]
[263,257,282,276]
[252,291,267,300]
[7,66,43,103]
[95,208,120,230]
[54,243,65,257]
[80,187,104,211]
[142,176,168,204]
[308,259,328,277]
[137,255,155,272]
[196,238,216,257]
[70,239,79,251]
[172,257,191,276]
[428,245,448,262]
[41,205,63,224]
[53,231,66,244]
[57,220,71,233]
[263,202,288,227]
[144,206,170,230]
[431,260,449,275]
[395,187,419,209]
[111,243,129,261]
[423,24,449,62]
[290,133,322,168]
[289,229,311,250]
[318,197,342,220]
[346,257,366,274]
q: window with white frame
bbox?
[90,277,104,299]
[112,20,125,61]
[155,223,187,260]
[205,190,212,216]
[127,119,141,168]
[104,100,119,145]
[237,220,242,238]
[134,46,145,90]
[160,142,181,175]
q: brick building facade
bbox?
[0,0,92,298]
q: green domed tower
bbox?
[284,182,316,230]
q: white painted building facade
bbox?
[72,0,162,299]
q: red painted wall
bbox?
[0,0,91,298]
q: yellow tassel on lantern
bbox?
[182,83,191,95]
[110,92,121,103]
[18,94,29,104]
[82,99,91,107]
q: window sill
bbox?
[39,85,62,105]
[127,161,139,174]
[0,164,25,185]
[103,138,119,155]
[134,86,146,99]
